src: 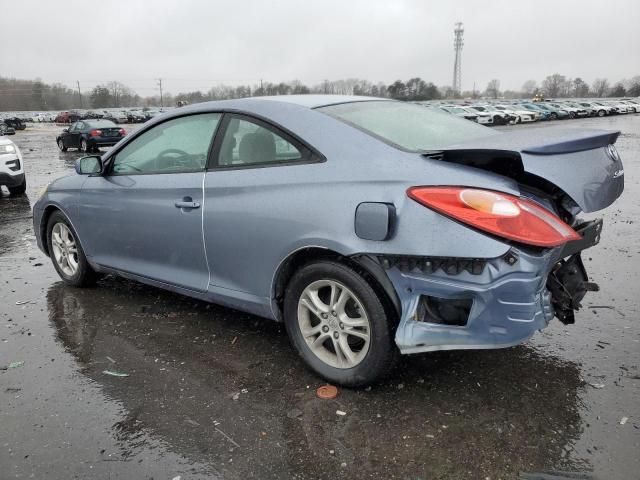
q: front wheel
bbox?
[284,261,398,387]
[79,139,88,152]
[598,110,606,117]
[57,139,67,151]
[47,211,97,287]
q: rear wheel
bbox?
[598,110,606,117]
[284,261,397,387]
[8,178,26,196]
[79,139,88,152]
[47,211,97,287]
[550,112,558,120]
[57,139,67,151]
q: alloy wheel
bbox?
[51,222,79,277]
[297,279,371,369]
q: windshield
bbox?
[318,101,498,151]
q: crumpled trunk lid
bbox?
[434,127,624,213]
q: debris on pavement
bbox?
[336,410,347,416]
[106,356,116,364]
[15,300,31,305]
[102,370,129,377]
[588,382,605,389]
[619,416,629,425]
[316,384,338,399]
[8,361,24,369]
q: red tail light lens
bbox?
[89,129,102,137]
[119,128,127,136]
[407,187,581,247]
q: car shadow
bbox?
[47,277,588,479]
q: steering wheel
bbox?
[156,148,200,170]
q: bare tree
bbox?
[522,80,537,95]
[485,79,501,99]
[573,78,589,97]
[541,74,566,98]
[592,78,610,97]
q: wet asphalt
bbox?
[0,116,639,480]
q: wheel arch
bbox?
[271,246,401,323]
[39,204,78,257]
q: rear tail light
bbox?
[119,128,127,136]
[407,187,581,247]
[89,129,102,137]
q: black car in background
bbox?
[0,123,16,135]
[56,119,127,152]
[3,117,26,130]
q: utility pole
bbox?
[76,80,82,108]
[157,78,163,109]
[452,22,464,95]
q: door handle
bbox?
[175,197,201,209]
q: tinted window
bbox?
[216,117,304,167]
[112,113,221,175]
[318,101,498,152]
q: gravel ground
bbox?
[1,116,639,479]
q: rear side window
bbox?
[111,113,221,175]
[215,116,308,168]
[318,101,498,152]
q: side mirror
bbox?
[62,128,69,133]
[75,155,102,175]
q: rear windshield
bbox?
[87,120,117,128]
[317,101,498,152]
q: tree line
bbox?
[1,73,639,111]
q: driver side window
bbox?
[112,113,221,175]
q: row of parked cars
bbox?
[53,108,165,124]
[425,98,640,125]
[2,108,166,126]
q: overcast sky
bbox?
[1,0,638,95]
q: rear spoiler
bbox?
[433,127,621,156]
[522,130,620,155]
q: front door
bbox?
[65,122,83,148]
[77,113,222,292]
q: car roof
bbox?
[171,94,387,114]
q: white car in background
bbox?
[549,102,589,118]
[579,101,612,117]
[466,105,513,125]
[606,100,630,114]
[620,100,640,113]
[0,137,26,195]
[459,106,494,125]
[492,105,537,123]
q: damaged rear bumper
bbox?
[378,220,603,354]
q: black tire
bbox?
[569,112,576,119]
[57,139,67,151]
[79,139,88,152]
[550,112,558,120]
[283,261,398,387]
[46,210,97,287]
[8,178,26,196]
[598,110,605,117]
